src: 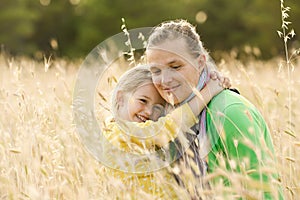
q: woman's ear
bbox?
[197,54,206,71]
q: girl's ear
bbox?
[116,90,124,107]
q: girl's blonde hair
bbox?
[111,64,155,117]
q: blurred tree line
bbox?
[0,0,299,60]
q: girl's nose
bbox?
[144,105,152,117]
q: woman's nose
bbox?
[161,70,173,84]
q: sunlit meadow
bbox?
[0,48,299,199]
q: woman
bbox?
[145,19,283,199]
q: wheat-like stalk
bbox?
[121,18,136,67]
[277,1,299,196]
[277,0,298,132]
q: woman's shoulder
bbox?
[209,89,241,105]
[208,89,255,111]
[208,89,265,123]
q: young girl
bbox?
[102,64,229,198]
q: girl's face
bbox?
[117,83,165,122]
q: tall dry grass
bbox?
[0,52,299,199]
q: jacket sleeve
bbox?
[211,103,282,199]
[111,103,198,150]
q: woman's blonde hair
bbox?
[147,19,217,71]
[111,64,156,117]
[147,19,208,58]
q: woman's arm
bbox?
[207,99,283,199]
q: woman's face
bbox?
[117,83,165,122]
[146,38,204,105]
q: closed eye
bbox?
[139,99,147,104]
[150,66,161,75]
[171,65,182,70]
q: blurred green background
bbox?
[0,0,299,60]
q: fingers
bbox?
[209,71,231,89]
[220,77,231,89]
[210,71,218,80]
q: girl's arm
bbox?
[188,72,230,116]
[107,73,230,149]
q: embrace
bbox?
[101,19,283,199]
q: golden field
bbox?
[0,53,299,199]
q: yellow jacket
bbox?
[102,103,197,199]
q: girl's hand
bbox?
[210,71,231,89]
[189,71,231,116]
[203,71,231,97]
